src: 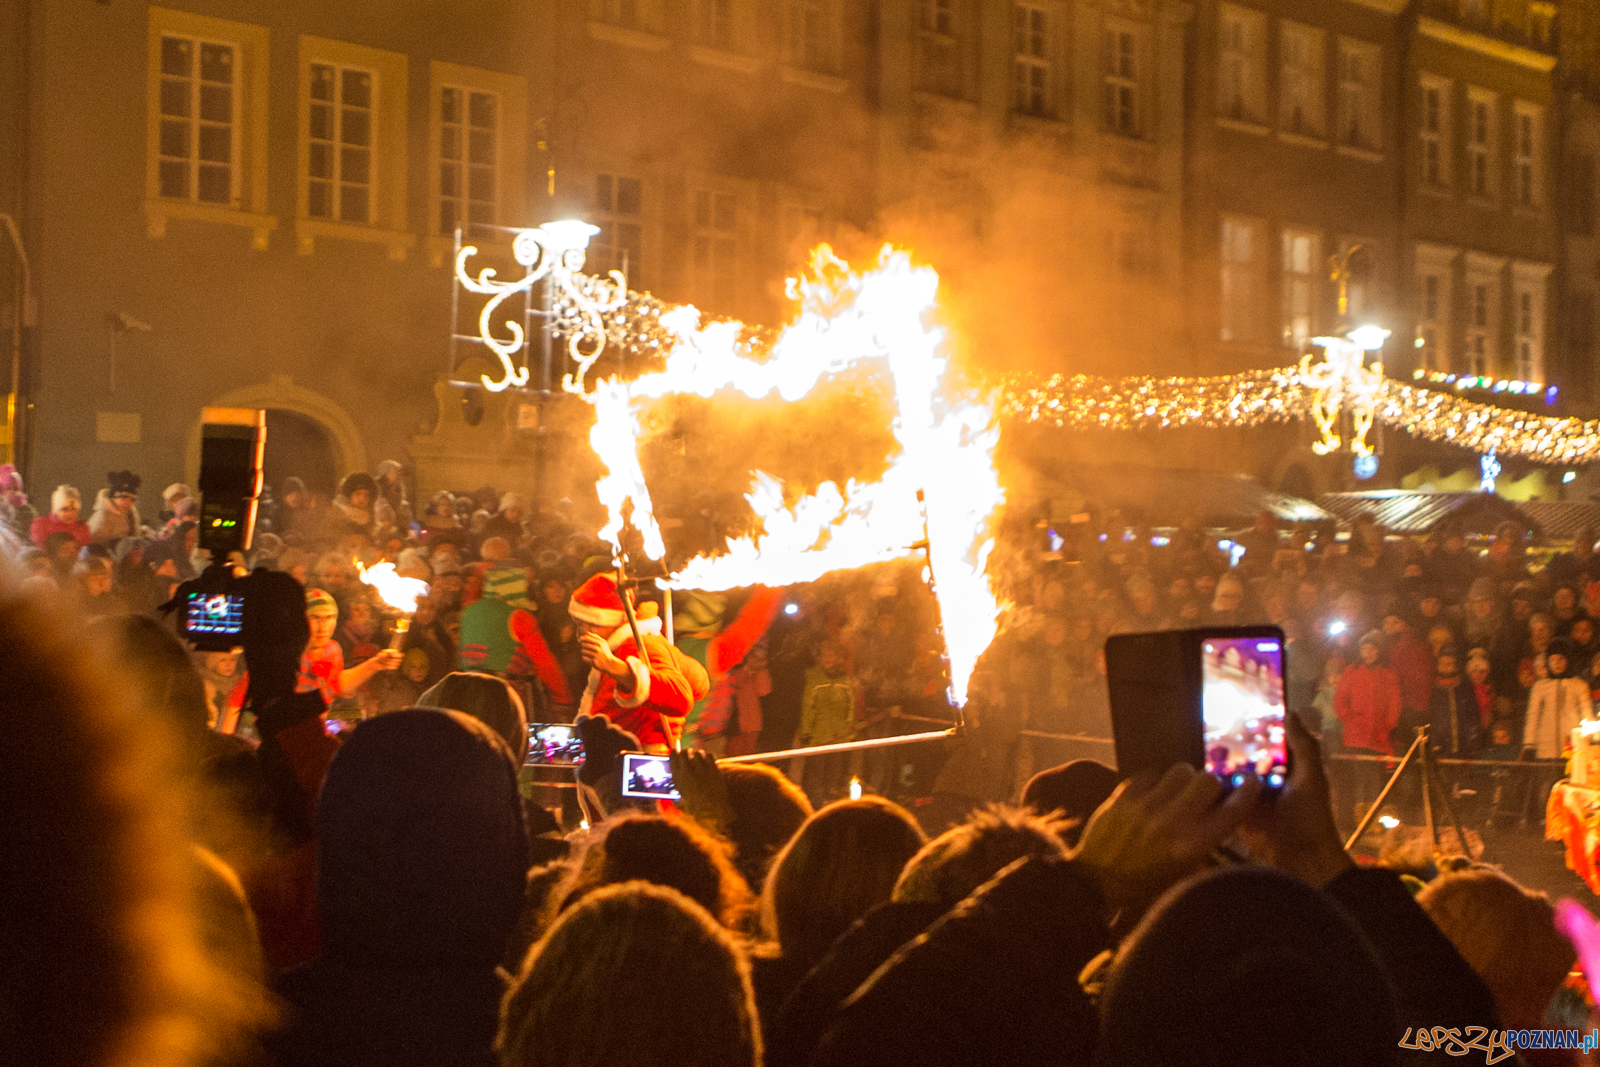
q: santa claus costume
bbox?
[568,573,709,751]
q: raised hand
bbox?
[1072,763,1259,919]
[670,748,732,833]
[1238,711,1355,888]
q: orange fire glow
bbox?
[578,246,1005,706]
[356,559,430,615]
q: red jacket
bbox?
[30,513,90,548]
[1389,634,1436,713]
[1334,664,1402,753]
[580,616,710,750]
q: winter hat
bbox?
[1548,637,1578,676]
[499,491,527,514]
[107,470,141,496]
[1359,629,1384,650]
[480,536,511,562]
[417,671,530,764]
[568,571,631,628]
[305,587,339,617]
[252,532,283,562]
[338,472,378,499]
[282,476,307,496]
[0,463,22,493]
[1100,867,1400,1067]
[482,565,528,604]
[1022,759,1120,823]
[162,483,191,505]
[1467,578,1495,602]
[50,485,80,513]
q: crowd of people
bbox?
[6,461,1600,816]
[6,459,1600,1065]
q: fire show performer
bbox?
[297,588,401,709]
[568,572,709,752]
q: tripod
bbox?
[1345,725,1473,861]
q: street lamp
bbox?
[455,219,623,394]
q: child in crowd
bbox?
[795,641,859,799]
[721,644,772,758]
[297,587,401,716]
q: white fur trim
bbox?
[605,616,661,649]
[612,657,652,708]
[577,670,601,717]
[579,617,663,709]
[569,599,625,628]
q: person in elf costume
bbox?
[460,562,575,711]
[563,572,709,752]
[674,587,785,752]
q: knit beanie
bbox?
[305,587,339,617]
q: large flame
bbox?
[580,246,1004,706]
[357,560,430,615]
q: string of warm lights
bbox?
[551,284,1600,467]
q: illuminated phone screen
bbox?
[1201,636,1288,789]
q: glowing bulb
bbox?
[1565,471,1578,484]
[537,218,601,253]
[1378,815,1400,829]
[1328,620,1347,636]
[784,602,800,616]
[849,776,863,800]
[1347,324,1391,351]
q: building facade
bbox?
[1185,0,1407,378]
[4,0,1592,506]
[9,0,1199,502]
[1402,0,1559,403]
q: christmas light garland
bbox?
[553,282,1600,468]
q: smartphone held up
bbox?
[1200,634,1288,790]
[1106,625,1290,794]
[620,752,680,800]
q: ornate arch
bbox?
[184,374,367,486]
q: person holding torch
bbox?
[297,587,401,710]
[568,572,708,753]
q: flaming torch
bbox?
[356,561,431,652]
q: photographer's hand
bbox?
[1237,711,1354,888]
[1072,763,1258,919]
[670,748,732,833]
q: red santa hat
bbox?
[568,572,630,628]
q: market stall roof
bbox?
[1027,462,1332,528]
[1316,490,1538,537]
[1516,500,1600,544]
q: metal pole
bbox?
[615,559,678,752]
[1345,730,1427,851]
[912,487,964,727]
[449,225,462,377]
[717,728,958,765]
[1419,731,1439,854]
[1424,731,1473,858]
[0,215,27,470]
